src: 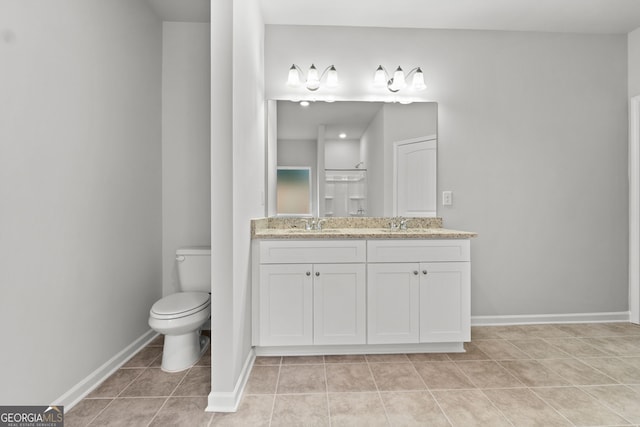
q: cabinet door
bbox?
[419,262,470,342]
[367,263,420,344]
[313,263,366,345]
[259,264,313,346]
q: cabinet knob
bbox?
[413,270,419,275]
[315,271,320,277]
[422,270,428,275]
[306,271,311,276]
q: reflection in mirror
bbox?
[276,167,312,216]
[267,100,437,217]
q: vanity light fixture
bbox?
[373,65,426,93]
[287,64,338,91]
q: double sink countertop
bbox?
[251,217,477,240]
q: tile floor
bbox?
[66,323,640,426]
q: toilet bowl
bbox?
[148,247,211,372]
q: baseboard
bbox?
[471,311,631,326]
[53,329,158,410]
[206,348,255,413]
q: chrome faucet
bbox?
[389,217,409,231]
[301,218,327,231]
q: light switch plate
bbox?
[442,191,453,206]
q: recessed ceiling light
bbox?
[339,133,347,139]
[300,101,310,107]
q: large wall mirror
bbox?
[266,100,437,218]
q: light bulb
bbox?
[391,66,406,90]
[339,132,347,139]
[326,66,338,88]
[287,64,300,87]
[306,64,320,91]
[373,65,387,88]
[412,67,426,91]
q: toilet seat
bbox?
[150,291,210,320]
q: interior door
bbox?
[394,137,437,217]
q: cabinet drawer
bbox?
[367,239,470,263]
[260,240,366,264]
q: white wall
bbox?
[631,27,640,97]
[162,22,211,296]
[265,25,628,317]
[0,0,162,404]
[325,138,361,169]
[209,0,265,411]
[278,139,317,214]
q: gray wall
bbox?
[0,0,162,404]
[162,22,211,296]
[631,27,640,97]
[265,25,629,317]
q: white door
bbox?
[367,263,420,344]
[313,263,366,345]
[419,262,471,342]
[394,137,437,217]
[259,264,313,346]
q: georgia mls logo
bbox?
[0,405,64,427]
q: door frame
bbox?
[630,95,640,324]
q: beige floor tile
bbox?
[532,387,630,426]
[328,392,388,426]
[381,391,450,426]
[254,356,282,366]
[324,354,366,363]
[277,365,326,394]
[582,337,640,356]
[493,325,572,340]
[149,335,164,346]
[88,397,166,426]
[210,394,274,427]
[471,326,503,339]
[123,346,163,368]
[282,355,324,364]
[65,399,111,427]
[509,339,571,359]
[539,358,618,385]
[365,353,410,363]
[369,362,426,391]
[87,368,144,398]
[432,389,511,427]
[245,365,279,394]
[455,360,524,388]
[325,363,377,392]
[446,342,491,361]
[483,388,571,426]
[474,339,530,360]
[120,368,187,397]
[580,357,640,384]
[544,337,609,357]
[499,360,571,387]
[173,366,211,396]
[580,385,640,424]
[620,356,640,369]
[413,362,475,390]
[271,394,329,426]
[149,396,213,427]
[555,323,625,337]
[406,352,450,362]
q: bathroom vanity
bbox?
[251,217,477,355]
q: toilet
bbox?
[148,246,211,372]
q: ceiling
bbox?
[145,1,640,34]
[259,0,640,34]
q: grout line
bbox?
[267,360,282,426]
[365,354,392,426]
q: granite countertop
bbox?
[251,217,477,240]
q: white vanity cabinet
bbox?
[254,240,366,347]
[367,240,471,344]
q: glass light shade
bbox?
[287,65,300,87]
[306,64,320,91]
[326,66,338,88]
[412,68,426,91]
[373,65,387,88]
[390,66,406,91]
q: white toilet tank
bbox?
[176,246,211,292]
